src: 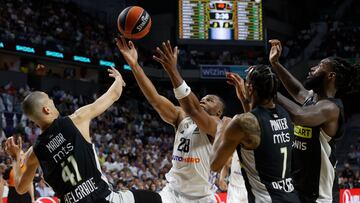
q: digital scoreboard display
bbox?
[178,0,263,44]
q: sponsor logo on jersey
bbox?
[172,155,200,163]
[63,177,98,203]
[294,125,312,139]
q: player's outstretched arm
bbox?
[5,137,39,194]
[116,36,182,126]
[277,93,339,129]
[269,39,310,104]
[70,67,125,141]
[154,40,219,137]
[211,113,260,172]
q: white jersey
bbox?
[165,117,212,197]
[229,152,246,188]
[227,152,248,203]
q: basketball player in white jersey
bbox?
[116,37,225,203]
[220,152,248,203]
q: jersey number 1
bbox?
[61,155,82,186]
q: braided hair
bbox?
[326,57,360,95]
[246,64,278,102]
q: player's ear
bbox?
[328,72,336,80]
[42,106,51,115]
[216,109,222,117]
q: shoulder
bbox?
[233,112,259,127]
[316,99,340,118]
[231,113,261,149]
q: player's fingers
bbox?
[120,36,129,50]
[226,80,235,86]
[173,46,178,57]
[128,41,135,49]
[5,138,11,149]
[18,136,22,147]
[153,55,166,65]
[155,47,168,60]
[10,137,16,147]
[166,40,173,55]
[107,69,113,74]
[232,73,244,83]
[162,42,171,57]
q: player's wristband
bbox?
[174,81,191,99]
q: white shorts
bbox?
[159,185,216,203]
[227,184,248,203]
[105,190,135,203]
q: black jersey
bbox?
[237,105,300,203]
[33,117,111,203]
[291,92,344,203]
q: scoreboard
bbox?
[178,0,263,43]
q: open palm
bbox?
[116,36,138,67]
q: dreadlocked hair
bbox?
[327,57,360,95]
[247,64,278,102]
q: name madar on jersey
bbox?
[269,118,291,144]
[46,133,74,163]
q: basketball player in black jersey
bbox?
[4,67,162,203]
[269,39,359,203]
[211,65,300,203]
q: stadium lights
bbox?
[16,45,35,53]
[123,64,131,71]
[73,55,91,63]
[99,60,115,67]
[0,42,4,48]
[46,50,64,58]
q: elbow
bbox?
[210,156,222,172]
[15,184,28,195]
[291,113,305,125]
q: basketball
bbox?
[117,6,152,39]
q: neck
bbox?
[316,88,336,100]
[253,99,275,109]
[38,116,57,131]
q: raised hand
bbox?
[153,40,178,73]
[107,67,126,87]
[116,36,138,68]
[226,72,247,102]
[5,136,22,161]
[269,39,282,64]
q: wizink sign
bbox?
[340,189,360,203]
[200,65,248,79]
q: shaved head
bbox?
[22,91,58,123]
[22,91,47,117]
